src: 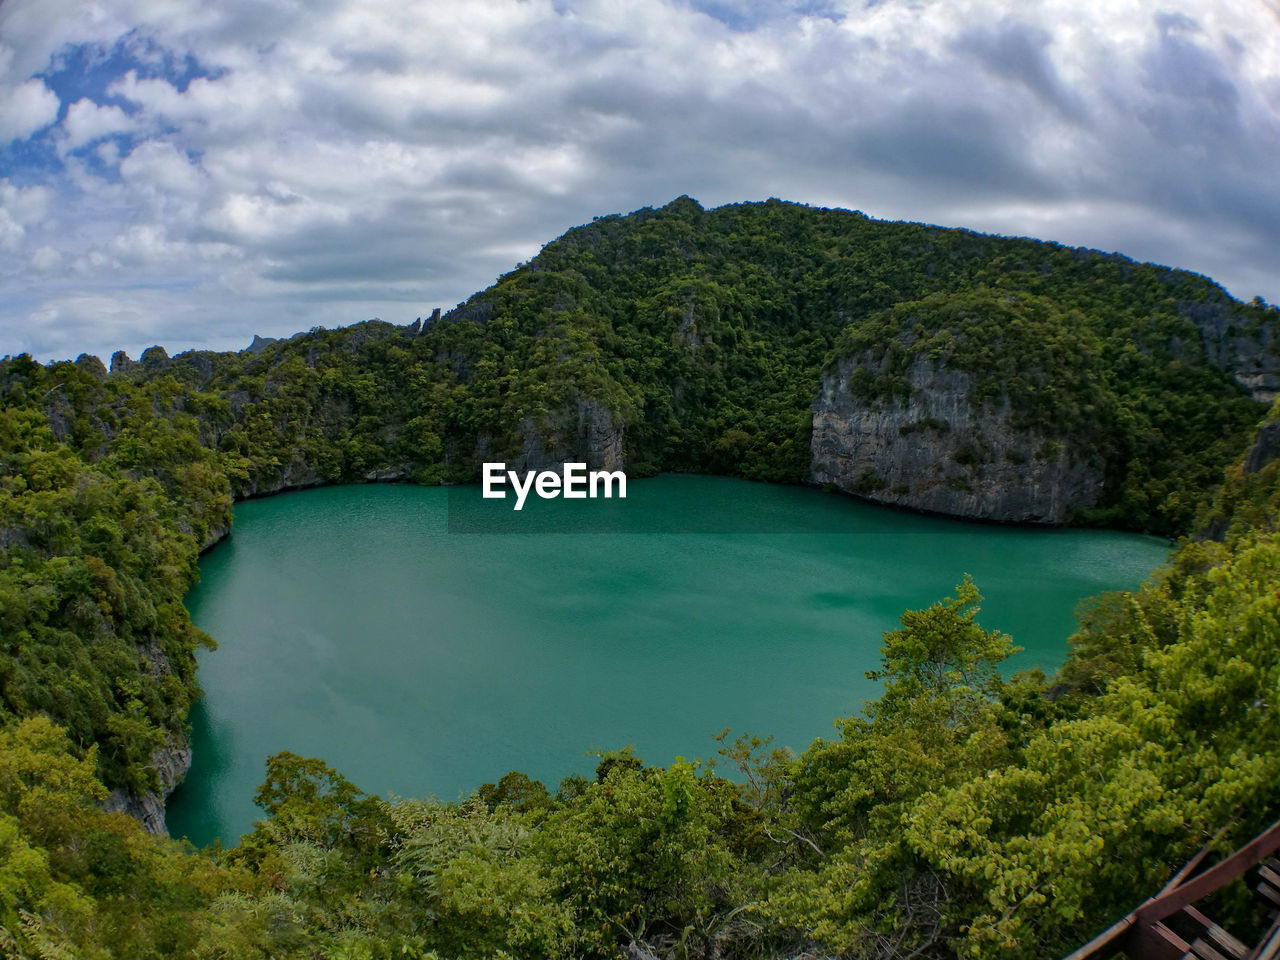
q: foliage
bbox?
[2,199,1280,957]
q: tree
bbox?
[867,574,1017,729]
[778,581,1022,956]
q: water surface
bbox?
[167,477,1169,845]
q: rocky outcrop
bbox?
[229,456,415,502]
[1236,372,1280,405]
[109,350,138,374]
[1242,419,1280,475]
[364,464,414,482]
[74,353,107,378]
[101,639,198,834]
[201,522,231,553]
[103,737,192,835]
[140,345,170,372]
[246,334,279,354]
[810,355,1103,523]
[1177,299,1280,403]
[507,399,625,473]
[235,458,326,499]
[173,351,217,389]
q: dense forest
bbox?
[2,198,1280,958]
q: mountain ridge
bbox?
[94,197,1280,532]
[3,197,1280,958]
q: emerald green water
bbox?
[166,477,1170,846]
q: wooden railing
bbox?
[1065,818,1280,960]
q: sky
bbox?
[1,0,1278,364]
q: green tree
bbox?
[867,574,1017,728]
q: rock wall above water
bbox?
[476,398,626,475]
[102,737,192,835]
[810,355,1104,523]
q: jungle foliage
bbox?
[2,198,1280,958]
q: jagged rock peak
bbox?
[140,345,170,370]
[109,350,138,374]
[246,334,279,354]
[74,353,107,378]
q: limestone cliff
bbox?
[476,398,626,475]
[1177,299,1280,403]
[98,638,200,834]
[810,355,1104,523]
[103,738,192,835]
[516,399,625,473]
[1243,418,1280,475]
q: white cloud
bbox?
[0,181,52,226]
[3,0,1280,361]
[0,209,24,253]
[60,98,138,152]
[119,140,205,199]
[0,181,53,253]
[0,78,59,142]
[4,292,176,361]
[29,245,61,272]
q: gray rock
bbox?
[1243,419,1280,475]
[1176,299,1280,402]
[246,334,278,354]
[103,737,192,836]
[139,345,170,371]
[1236,372,1280,405]
[173,351,216,386]
[74,353,107,378]
[236,459,325,499]
[201,523,231,553]
[810,355,1103,523]
[364,464,413,482]
[508,399,626,474]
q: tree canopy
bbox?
[2,199,1280,957]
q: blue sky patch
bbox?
[39,31,224,117]
[0,33,222,180]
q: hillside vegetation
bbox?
[1,199,1279,958]
[94,198,1279,526]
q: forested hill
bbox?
[2,198,1280,959]
[99,197,1279,533]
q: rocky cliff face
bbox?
[493,398,625,474]
[235,458,326,499]
[1177,300,1280,403]
[810,355,1103,523]
[98,638,200,834]
[103,737,192,835]
[109,350,138,374]
[1242,418,1280,475]
[201,522,231,553]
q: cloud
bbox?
[0,78,59,142]
[0,181,53,253]
[118,139,205,196]
[0,210,24,253]
[2,0,1280,363]
[60,98,139,151]
[954,20,1085,120]
[29,245,61,272]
